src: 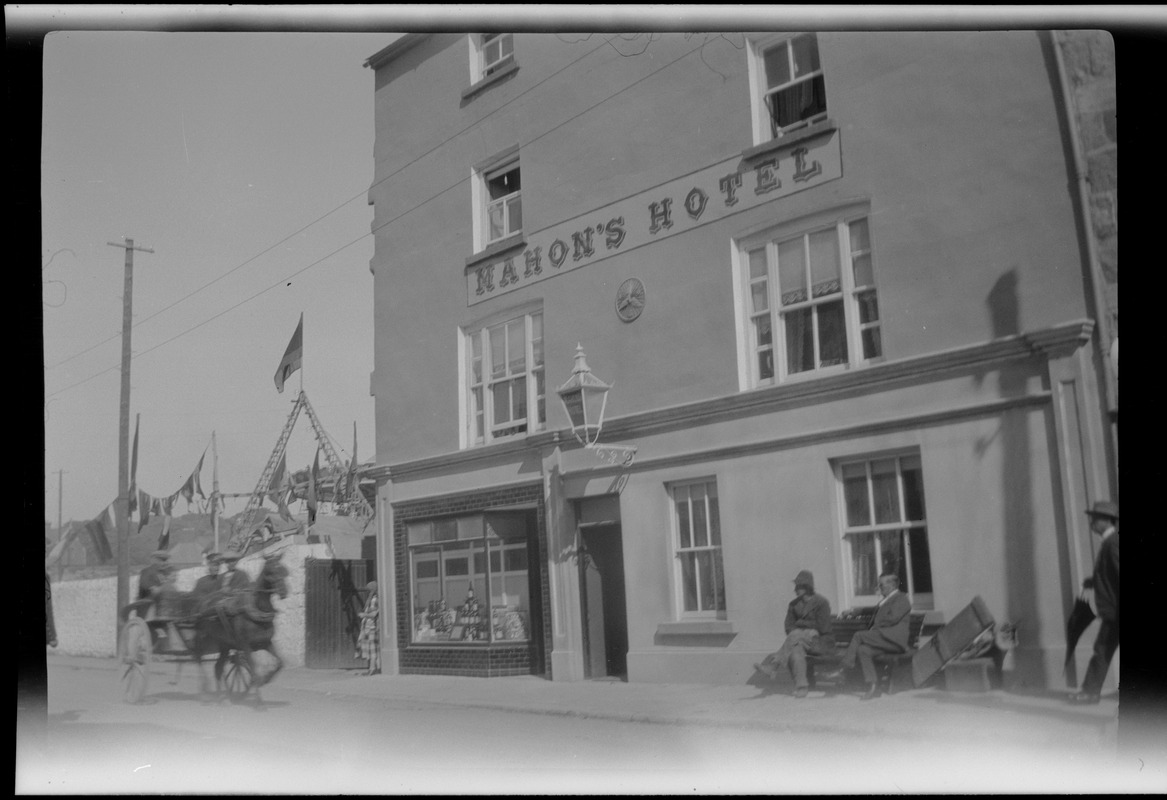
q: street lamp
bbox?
[556,344,637,466]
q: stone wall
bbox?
[1058,31,1117,343]
[49,543,331,668]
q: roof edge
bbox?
[364,33,431,70]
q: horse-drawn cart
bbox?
[117,554,288,704]
[118,597,254,703]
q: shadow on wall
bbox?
[978,269,1044,687]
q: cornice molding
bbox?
[369,319,1093,482]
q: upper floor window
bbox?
[739,211,882,386]
[749,33,827,144]
[464,308,544,446]
[837,453,934,609]
[474,33,514,81]
[670,479,726,618]
[483,161,522,245]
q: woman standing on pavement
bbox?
[357,581,380,675]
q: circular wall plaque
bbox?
[615,278,646,322]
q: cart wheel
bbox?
[224,652,253,698]
[120,617,152,703]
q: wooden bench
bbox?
[806,611,927,694]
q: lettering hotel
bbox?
[363,33,1117,688]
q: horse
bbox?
[191,552,290,701]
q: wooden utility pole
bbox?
[107,237,153,649]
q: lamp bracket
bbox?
[587,442,638,467]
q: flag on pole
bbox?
[307,448,320,526]
[128,413,140,513]
[273,313,304,393]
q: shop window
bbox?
[749,33,827,144]
[837,453,934,609]
[472,33,514,81]
[408,513,533,644]
[670,479,726,617]
[739,209,882,386]
[464,307,544,446]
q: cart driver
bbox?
[218,550,251,593]
[192,552,222,598]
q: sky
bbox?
[39,21,399,525]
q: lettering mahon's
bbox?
[470,130,840,304]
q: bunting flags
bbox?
[307,448,320,526]
[128,413,140,514]
[83,504,116,563]
[273,313,304,393]
[179,448,207,506]
[136,488,153,533]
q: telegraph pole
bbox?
[107,237,153,648]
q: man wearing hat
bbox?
[754,570,835,698]
[217,550,252,593]
[192,552,222,599]
[137,550,174,602]
[1069,501,1120,705]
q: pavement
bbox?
[43,653,1124,753]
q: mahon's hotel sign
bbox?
[467,128,842,305]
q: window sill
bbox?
[741,118,838,164]
[465,233,527,270]
[655,620,736,637]
[461,59,520,101]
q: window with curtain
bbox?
[838,453,933,609]
[758,33,827,140]
[741,212,883,386]
[465,308,544,445]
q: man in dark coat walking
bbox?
[1069,500,1119,705]
[137,550,173,601]
[755,570,835,697]
[841,572,912,700]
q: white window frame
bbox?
[470,33,514,82]
[746,32,827,146]
[834,452,934,610]
[668,478,727,619]
[460,304,544,448]
[472,150,522,250]
[734,205,884,389]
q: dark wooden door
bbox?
[304,558,375,669]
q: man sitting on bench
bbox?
[755,570,835,698]
[841,572,912,700]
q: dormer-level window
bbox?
[477,33,514,80]
[751,33,827,143]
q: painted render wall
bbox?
[369,32,1089,465]
[49,544,331,669]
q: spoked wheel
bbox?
[120,618,152,703]
[224,652,253,699]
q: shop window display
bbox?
[408,513,532,643]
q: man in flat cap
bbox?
[137,550,173,602]
[755,570,835,697]
[217,550,251,593]
[1069,501,1120,705]
[192,552,222,599]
